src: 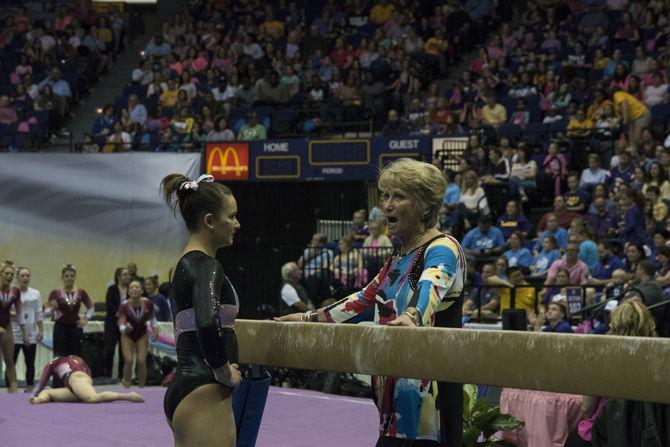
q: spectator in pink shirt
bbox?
[53,5,74,32]
[0,96,18,125]
[487,34,506,62]
[12,54,33,85]
[544,242,590,286]
[14,7,31,34]
[543,141,569,196]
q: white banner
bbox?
[0,153,200,301]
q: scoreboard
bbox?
[205,137,432,182]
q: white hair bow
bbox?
[179,174,215,191]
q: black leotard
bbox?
[163,251,239,423]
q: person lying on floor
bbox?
[30,355,144,404]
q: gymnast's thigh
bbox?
[41,387,79,403]
[68,371,97,400]
[171,383,235,447]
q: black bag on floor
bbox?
[81,332,105,378]
[145,353,163,386]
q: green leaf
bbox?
[463,384,478,417]
[491,413,524,432]
[471,400,499,428]
[463,427,481,446]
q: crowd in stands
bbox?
[88,0,505,152]
[0,3,125,149]
[278,0,670,339]
[429,0,670,337]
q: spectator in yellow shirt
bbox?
[586,89,614,120]
[159,78,179,109]
[612,87,650,147]
[260,10,285,40]
[567,108,594,138]
[499,267,539,313]
[170,107,194,135]
[423,28,449,75]
[482,93,507,127]
[370,0,395,25]
[97,17,114,47]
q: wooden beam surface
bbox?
[236,320,670,403]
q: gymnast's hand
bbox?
[273,313,303,322]
[213,362,242,388]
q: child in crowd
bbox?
[350,209,369,248]
[509,99,530,129]
[530,235,561,278]
[605,269,628,300]
[542,268,570,305]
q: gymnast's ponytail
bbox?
[161,174,232,232]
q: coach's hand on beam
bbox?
[388,307,420,327]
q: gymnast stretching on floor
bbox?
[30,355,144,404]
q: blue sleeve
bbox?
[556,229,568,248]
[445,186,460,204]
[556,321,574,333]
[519,216,530,233]
[462,230,474,249]
[613,257,625,270]
[533,232,545,252]
[518,249,533,268]
[92,117,104,134]
[494,228,505,248]
[413,242,461,321]
[621,209,637,238]
[137,105,147,122]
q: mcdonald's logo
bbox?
[206,143,250,181]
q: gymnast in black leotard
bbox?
[161,173,242,447]
[163,250,239,419]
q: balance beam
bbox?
[236,320,670,403]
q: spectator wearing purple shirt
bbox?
[618,190,646,246]
[563,172,588,213]
[607,149,636,190]
[590,241,626,284]
[587,196,620,240]
[496,201,530,239]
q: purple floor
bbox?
[0,386,378,447]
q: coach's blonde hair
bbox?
[609,300,657,338]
